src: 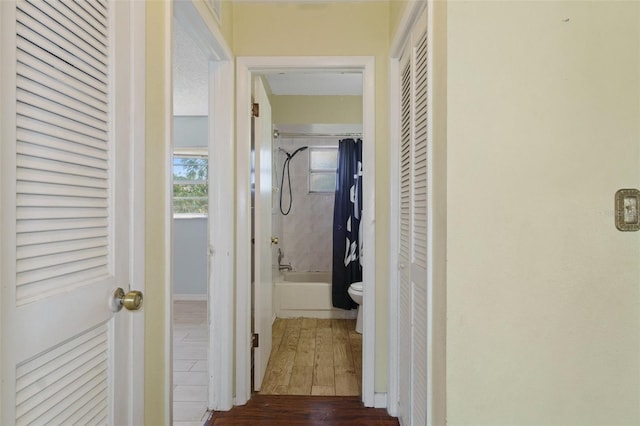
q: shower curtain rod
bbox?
[275,132,363,138]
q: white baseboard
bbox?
[173,293,207,301]
[276,309,357,319]
[374,392,388,409]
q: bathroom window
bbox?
[173,152,208,216]
[309,147,338,193]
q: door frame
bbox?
[388,0,446,423]
[235,56,376,407]
[170,0,235,414]
[129,1,147,424]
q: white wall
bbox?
[173,115,208,296]
[173,217,208,295]
[447,1,640,424]
[174,116,207,148]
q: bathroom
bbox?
[253,72,365,396]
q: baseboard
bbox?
[276,309,357,319]
[374,392,388,409]
[173,293,207,301]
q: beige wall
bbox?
[431,1,448,424]
[233,1,391,393]
[219,0,234,48]
[389,0,409,41]
[144,0,234,422]
[145,2,169,424]
[271,95,363,125]
[447,1,640,424]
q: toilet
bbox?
[347,282,363,334]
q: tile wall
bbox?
[274,137,337,273]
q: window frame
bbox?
[308,146,338,194]
[173,148,209,218]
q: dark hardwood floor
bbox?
[205,394,400,425]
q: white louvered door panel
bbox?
[398,48,413,426]
[396,7,428,425]
[1,1,135,424]
[411,27,429,426]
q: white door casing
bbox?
[0,0,144,424]
[172,0,235,412]
[391,5,429,425]
[253,76,274,391]
[235,56,376,407]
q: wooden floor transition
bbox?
[205,394,399,426]
[260,318,362,396]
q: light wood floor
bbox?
[259,318,362,396]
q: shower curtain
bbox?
[332,138,363,310]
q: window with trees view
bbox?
[173,155,208,215]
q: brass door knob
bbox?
[271,237,279,245]
[112,288,144,312]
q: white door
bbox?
[253,76,274,390]
[398,45,414,425]
[397,8,428,425]
[1,1,141,424]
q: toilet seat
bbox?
[350,281,363,293]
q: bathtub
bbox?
[274,271,357,319]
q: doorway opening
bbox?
[235,57,376,407]
[169,1,234,422]
[171,14,210,424]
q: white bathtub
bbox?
[274,271,357,319]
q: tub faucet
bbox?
[277,248,292,271]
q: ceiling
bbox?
[173,18,209,116]
[263,72,362,96]
[173,18,363,116]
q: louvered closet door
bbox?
[1,1,135,424]
[398,48,414,426]
[411,25,429,426]
[397,7,428,426]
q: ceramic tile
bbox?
[190,359,208,372]
[174,359,197,372]
[174,371,209,386]
[174,344,208,361]
[183,329,209,342]
[174,385,208,402]
[173,300,209,415]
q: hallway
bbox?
[205,395,399,425]
[260,318,362,396]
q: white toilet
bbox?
[347,282,363,334]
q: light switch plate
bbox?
[615,189,640,231]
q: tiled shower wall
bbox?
[274,136,338,273]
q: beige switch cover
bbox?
[615,189,640,231]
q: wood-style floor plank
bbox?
[261,318,361,397]
[288,365,314,395]
[312,326,335,390]
[205,394,399,425]
[260,325,300,394]
[272,318,286,350]
[349,328,363,394]
[333,320,359,396]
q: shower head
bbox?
[278,146,308,159]
[273,129,280,139]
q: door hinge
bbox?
[251,102,260,117]
[252,333,259,348]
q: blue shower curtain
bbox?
[332,138,363,310]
